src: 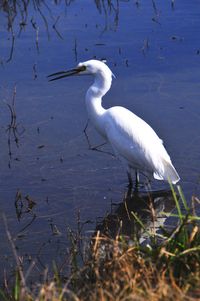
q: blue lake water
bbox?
[0,0,200,279]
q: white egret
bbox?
[48,59,180,187]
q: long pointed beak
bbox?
[47,68,81,81]
[48,65,86,81]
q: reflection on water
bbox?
[0,0,123,63]
[0,0,200,281]
[3,85,26,168]
[2,188,176,282]
[0,0,171,63]
[96,189,176,245]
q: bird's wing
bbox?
[104,106,172,176]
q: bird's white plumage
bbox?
[103,106,176,181]
[78,59,180,184]
[50,59,180,185]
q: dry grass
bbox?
[1,188,200,301]
[70,231,200,301]
[6,234,199,301]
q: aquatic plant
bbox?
[0,186,199,300]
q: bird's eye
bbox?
[79,65,86,72]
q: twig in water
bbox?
[4,85,25,166]
[151,0,158,15]
[171,0,175,9]
[15,190,37,223]
[52,16,63,39]
[35,4,50,40]
[33,63,37,80]
[73,38,78,62]
[141,38,150,55]
[31,18,40,53]
[6,28,15,63]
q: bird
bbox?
[48,59,180,188]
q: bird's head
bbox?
[48,59,115,81]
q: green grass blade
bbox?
[169,181,183,222]
[162,213,200,221]
[178,246,200,257]
[0,290,9,301]
[177,185,189,211]
[14,271,19,301]
[131,211,152,237]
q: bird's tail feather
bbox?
[154,159,180,184]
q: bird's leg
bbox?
[135,171,140,186]
[127,171,133,189]
[145,176,152,190]
[83,119,114,156]
[83,119,106,150]
[83,119,92,148]
[83,119,89,133]
[126,168,140,192]
[134,171,140,192]
[127,171,140,195]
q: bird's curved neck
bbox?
[87,72,112,100]
[85,72,112,136]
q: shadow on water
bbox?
[96,189,176,245]
[2,188,176,284]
